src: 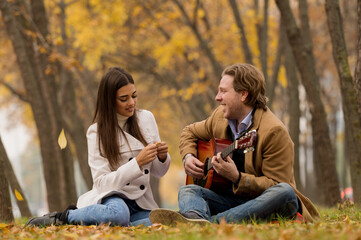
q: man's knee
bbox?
[179,184,202,195]
[275,183,296,197]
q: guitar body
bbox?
[186,138,233,189]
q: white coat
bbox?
[77,109,171,210]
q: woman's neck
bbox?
[117,114,129,129]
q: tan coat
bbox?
[179,106,319,222]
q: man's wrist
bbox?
[182,153,194,167]
[234,172,241,184]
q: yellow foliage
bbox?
[132,6,142,17]
[0,223,7,229]
[278,66,287,88]
[197,9,205,18]
[66,0,127,69]
[38,46,47,54]
[152,27,197,69]
[55,36,63,46]
[4,73,15,83]
[160,87,177,98]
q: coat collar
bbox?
[250,107,267,131]
[119,130,145,152]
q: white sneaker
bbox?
[149,209,210,225]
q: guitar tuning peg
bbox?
[243,149,248,154]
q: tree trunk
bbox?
[228,0,254,64]
[57,0,92,189]
[260,0,269,83]
[284,35,303,192]
[0,0,77,211]
[267,22,285,106]
[0,137,31,217]
[30,0,77,208]
[325,0,361,203]
[355,0,361,123]
[275,0,340,206]
[0,137,14,223]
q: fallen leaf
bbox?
[14,189,24,201]
[58,129,67,149]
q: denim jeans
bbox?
[178,183,299,223]
[67,195,151,226]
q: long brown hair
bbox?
[92,67,147,169]
[222,63,268,110]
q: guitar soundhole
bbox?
[204,158,209,176]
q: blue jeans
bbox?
[178,183,299,223]
[67,196,151,226]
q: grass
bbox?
[1,201,361,240]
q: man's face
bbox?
[215,75,247,121]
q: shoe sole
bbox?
[149,209,210,226]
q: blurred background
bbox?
[0,0,360,220]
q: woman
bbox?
[26,67,171,227]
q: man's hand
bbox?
[184,155,204,179]
[211,152,239,183]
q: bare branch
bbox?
[0,80,29,103]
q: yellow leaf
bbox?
[0,223,8,229]
[62,233,79,238]
[39,46,47,53]
[58,129,67,149]
[14,189,24,201]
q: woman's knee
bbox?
[103,197,130,226]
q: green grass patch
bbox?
[1,202,361,240]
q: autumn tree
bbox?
[0,136,31,217]
[355,1,361,128]
[0,136,14,222]
[275,0,340,206]
[324,0,361,203]
[0,0,77,211]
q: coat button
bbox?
[144,169,149,174]
[140,185,145,190]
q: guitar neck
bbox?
[220,141,237,159]
[205,141,236,171]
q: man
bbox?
[150,63,319,224]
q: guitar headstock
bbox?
[235,130,257,150]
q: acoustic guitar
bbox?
[185,130,257,189]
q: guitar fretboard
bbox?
[204,130,256,171]
[220,142,237,159]
[206,141,236,171]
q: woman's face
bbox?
[115,83,137,117]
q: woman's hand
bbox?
[155,141,168,162]
[136,144,158,167]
